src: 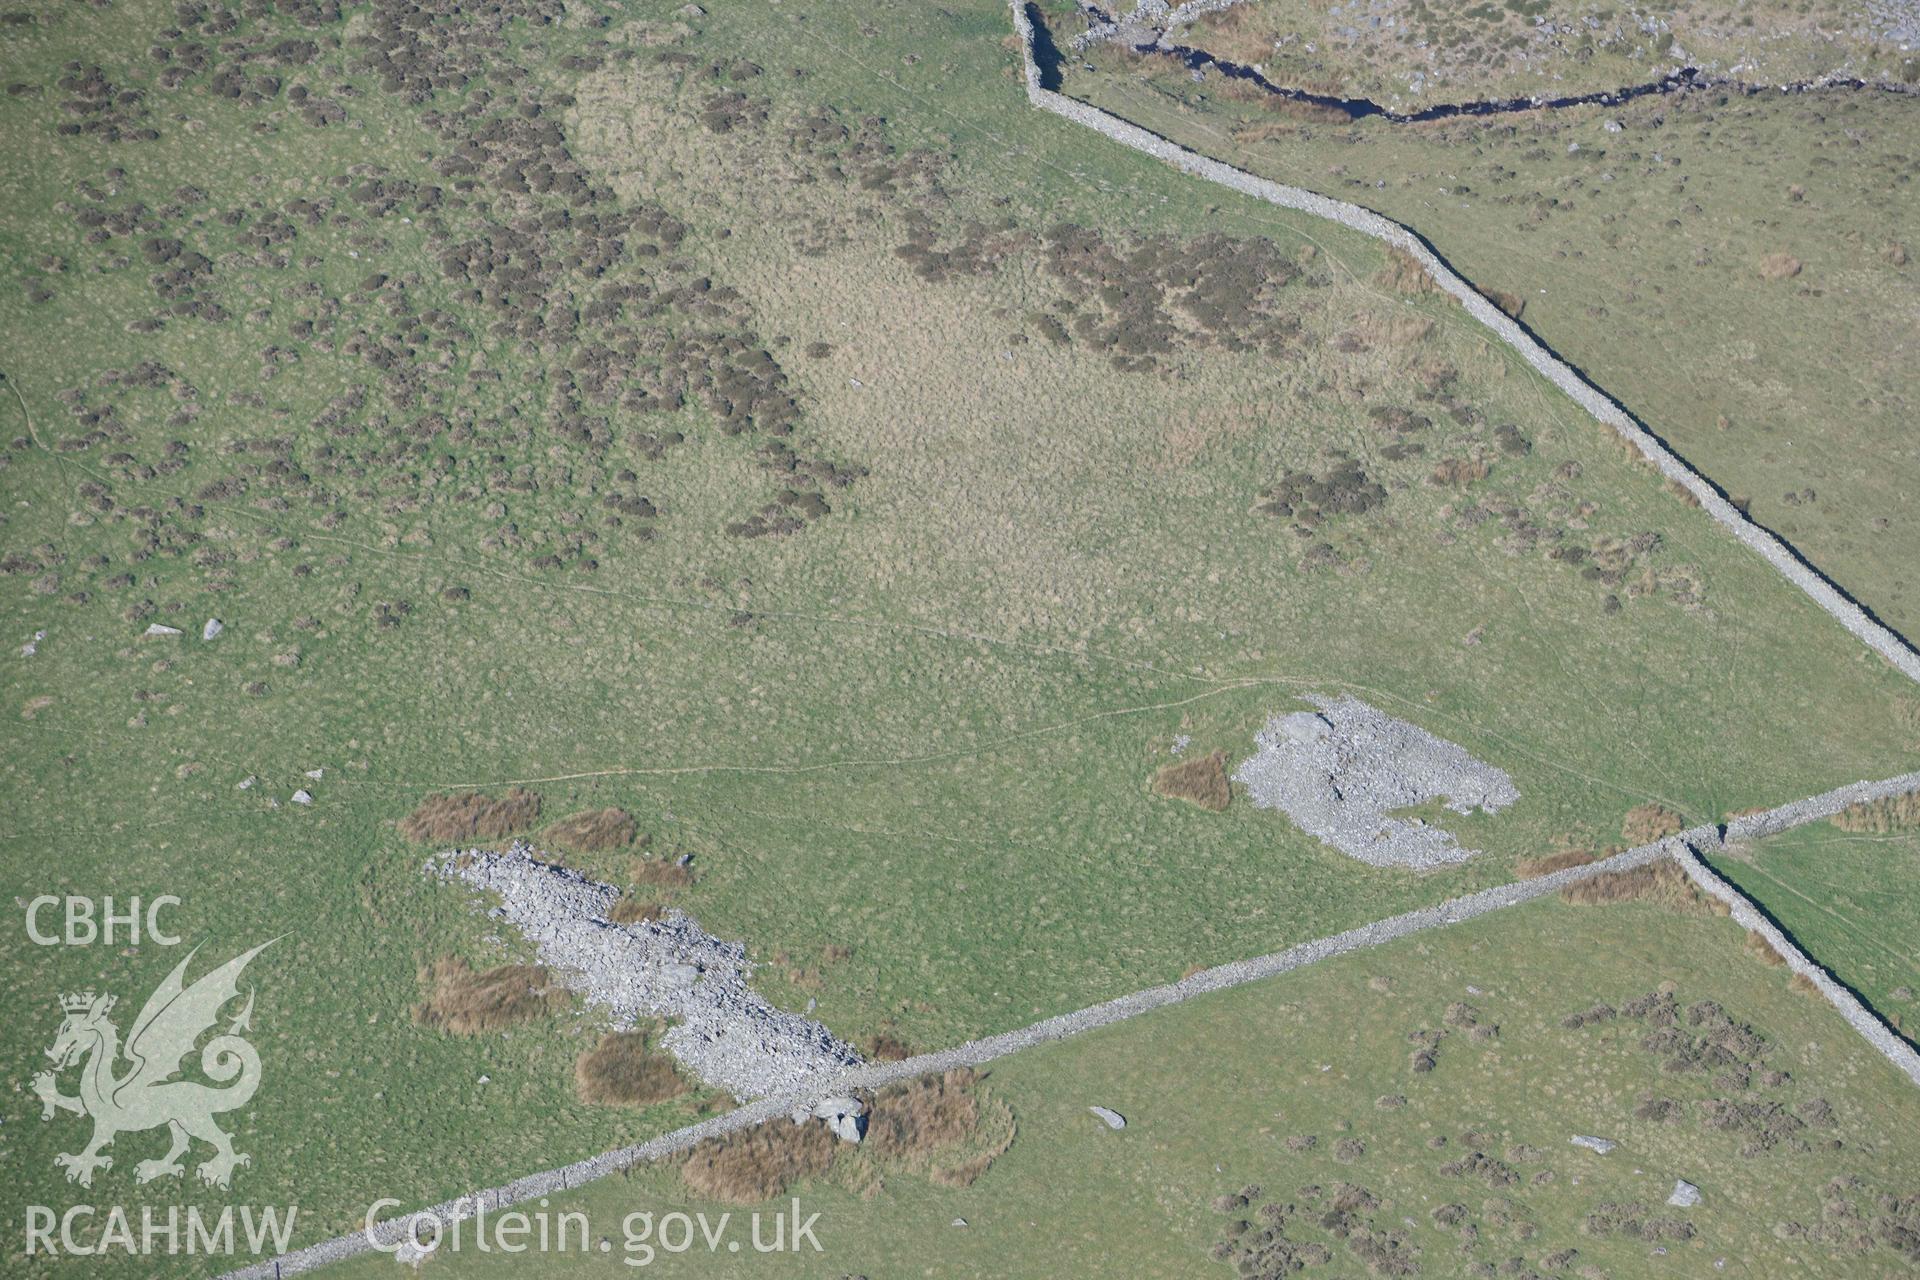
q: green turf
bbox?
[4,2,1919,1273]
[1065,37,1920,640]
[1708,822,1920,1038]
[323,898,1920,1279]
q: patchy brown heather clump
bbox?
[608,896,664,925]
[1375,245,1436,295]
[575,1030,689,1108]
[631,857,694,889]
[1481,285,1526,320]
[864,1031,912,1061]
[1559,860,1719,915]
[543,806,643,852]
[1428,456,1491,489]
[1622,802,1686,844]
[680,1070,1013,1204]
[413,957,569,1035]
[1151,750,1232,811]
[865,1068,1014,1188]
[1257,458,1387,526]
[1516,847,1598,878]
[400,788,542,844]
[680,1116,837,1203]
[1830,789,1920,834]
[1745,931,1789,966]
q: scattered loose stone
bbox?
[21,629,44,657]
[306,768,323,780]
[202,618,224,641]
[1233,695,1519,868]
[1668,1179,1702,1207]
[436,846,862,1099]
[291,789,313,805]
[1089,1105,1127,1130]
[237,775,255,790]
[1570,1135,1617,1154]
[143,623,182,638]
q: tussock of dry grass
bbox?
[1830,789,1920,834]
[1665,479,1703,508]
[543,806,642,852]
[1622,802,1686,844]
[1151,750,1231,811]
[631,857,694,889]
[1429,457,1490,488]
[575,1030,688,1107]
[1375,245,1437,295]
[414,956,568,1034]
[679,1068,1013,1203]
[1516,848,1597,878]
[608,896,664,925]
[1559,860,1718,915]
[681,1116,837,1203]
[1759,252,1804,280]
[1745,931,1788,966]
[1481,285,1526,320]
[400,788,542,844]
[865,1031,911,1061]
[1789,972,1821,997]
[865,1068,1014,1188]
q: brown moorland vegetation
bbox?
[1759,252,1804,281]
[1745,931,1788,966]
[400,788,542,844]
[678,1068,1013,1203]
[1830,789,1920,834]
[1151,750,1232,811]
[413,956,570,1035]
[575,1030,689,1108]
[542,806,643,853]
[608,896,665,925]
[1515,847,1597,878]
[680,1115,838,1203]
[1374,244,1436,295]
[631,857,695,889]
[865,1031,912,1061]
[1558,860,1718,915]
[865,1067,1014,1188]
[1622,802,1686,845]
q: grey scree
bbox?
[435,846,862,1100]
[1233,695,1519,868]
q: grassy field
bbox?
[1709,805,1920,1041]
[322,896,1920,1279]
[5,1,1920,1272]
[1177,0,1920,108]
[1065,29,1920,641]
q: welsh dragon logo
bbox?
[32,941,274,1189]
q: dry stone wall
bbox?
[1010,0,1920,686]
